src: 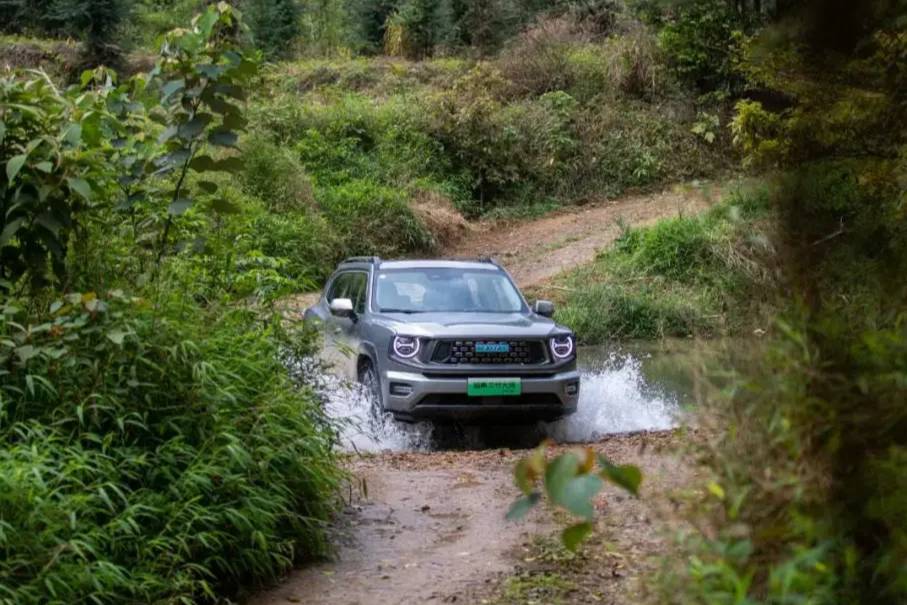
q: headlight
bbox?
[392,335,421,359]
[549,334,575,360]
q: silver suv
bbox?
[305,257,580,422]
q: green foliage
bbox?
[240,135,315,212]
[245,0,302,59]
[666,3,907,604]
[317,179,432,256]
[50,0,130,65]
[383,0,455,59]
[0,72,112,289]
[149,4,258,258]
[654,0,752,93]
[248,18,725,220]
[1,4,258,290]
[617,215,712,282]
[556,187,776,342]
[0,7,345,603]
[508,443,642,551]
[0,0,130,65]
[124,0,204,50]
[0,291,342,603]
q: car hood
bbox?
[375,311,566,339]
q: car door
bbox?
[322,270,369,380]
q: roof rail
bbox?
[340,256,381,265]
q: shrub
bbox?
[240,209,341,286]
[428,67,581,213]
[602,22,664,98]
[316,178,433,256]
[0,291,343,603]
[557,279,708,341]
[556,187,776,343]
[656,0,749,93]
[617,215,713,283]
[244,0,302,59]
[240,135,315,213]
[496,16,593,97]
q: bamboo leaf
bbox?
[6,154,27,182]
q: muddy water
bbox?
[311,339,712,452]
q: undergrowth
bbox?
[0,12,347,601]
[0,290,343,603]
[555,185,776,342]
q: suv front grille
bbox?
[430,340,547,365]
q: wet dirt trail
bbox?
[250,432,690,605]
[256,184,721,604]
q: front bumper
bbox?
[382,367,580,423]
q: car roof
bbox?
[375,259,503,271]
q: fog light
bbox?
[390,383,413,396]
[565,382,579,396]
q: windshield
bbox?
[375,268,525,313]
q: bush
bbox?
[655,0,749,93]
[556,187,776,343]
[240,135,315,213]
[557,279,708,341]
[617,215,713,282]
[496,16,594,97]
[240,209,341,286]
[317,178,433,256]
[0,291,343,603]
[244,0,301,58]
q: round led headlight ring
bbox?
[550,335,575,359]
[393,335,421,359]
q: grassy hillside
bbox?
[555,184,777,342]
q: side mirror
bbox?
[330,298,355,319]
[533,300,555,318]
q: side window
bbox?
[326,272,368,314]
[327,273,351,302]
[348,272,368,314]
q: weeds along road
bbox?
[258,184,722,604]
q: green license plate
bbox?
[467,377,522,397]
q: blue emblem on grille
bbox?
[476,342,510,354]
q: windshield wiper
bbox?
[379,309,421,314]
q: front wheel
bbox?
[358,359,384,427]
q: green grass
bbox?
[500,572,576,604]
[555,186,775,343]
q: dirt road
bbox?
[250,432,690,605]
[446,183,723,289]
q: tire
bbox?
[358,359,384,427]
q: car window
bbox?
[347,272,368,314]
[327,273,352,302]
[327,271,368,314]
[376,268,524,313]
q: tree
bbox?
[51,0,131,66]
[245,0,302,58]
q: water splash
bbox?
[301,351,681,452]
[545,352,680,443]
[289,357,434,452]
